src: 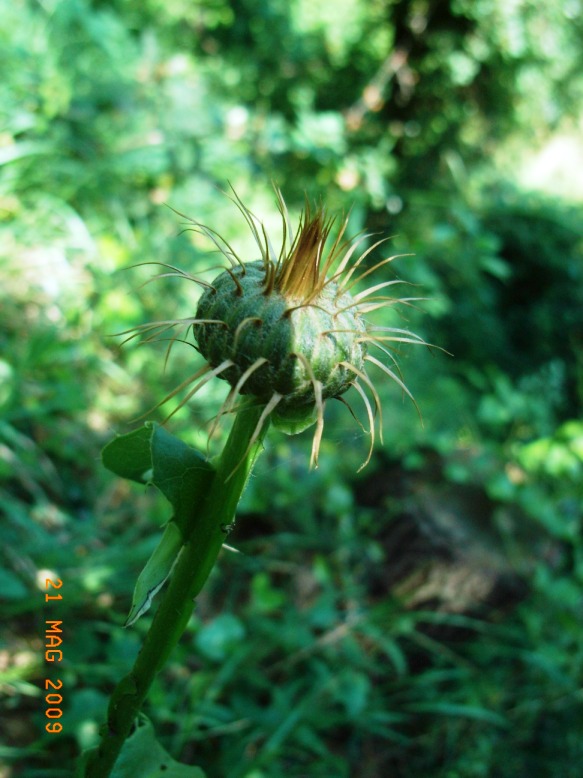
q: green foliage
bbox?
[2,0,583,775]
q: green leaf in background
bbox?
[406,702,508,728]
[194,613,246,662]
[0,568,29,600]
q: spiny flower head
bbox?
[125,188,426,469]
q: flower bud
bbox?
[128,189,427,469]
[194,260,367,410]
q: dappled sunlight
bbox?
[517,131,583,201]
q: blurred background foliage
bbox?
[1,0,583,776]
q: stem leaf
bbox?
[125,522,183,627]
[102,422,215,538]
[102,423,216,625]
[111,716,207,777]
[79,716,207,777]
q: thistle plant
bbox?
[80,189,426,777]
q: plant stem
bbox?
[86,400,269,777]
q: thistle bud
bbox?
[194,259,366,403]
[128,189,426,469]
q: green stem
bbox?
[86,400,269,777]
